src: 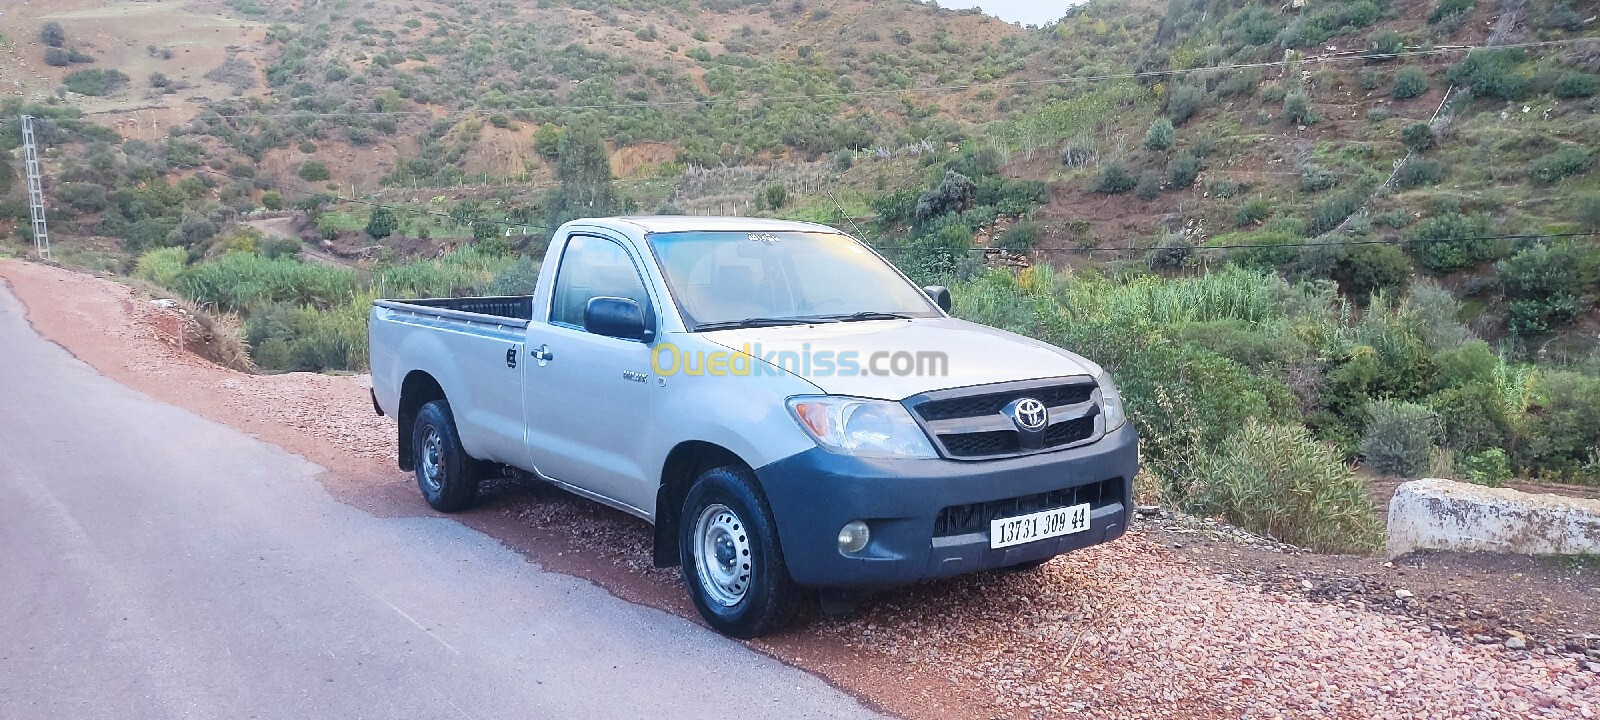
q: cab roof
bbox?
[575,216,842,236]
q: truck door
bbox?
[522,233,660,514]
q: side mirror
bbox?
[923,285,952,313]
[584,297,652,341]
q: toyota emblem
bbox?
[1010,398,1048,432]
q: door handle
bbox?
[531,344,555,366]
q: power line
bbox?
[116,38,1594,122]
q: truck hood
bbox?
[702,317,1101,400]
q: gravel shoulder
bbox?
[2,258,1594,720]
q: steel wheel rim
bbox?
[419,426,443,493]
[693,503,752,607]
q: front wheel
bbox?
[412,399,481,512]
[679,466,799,638]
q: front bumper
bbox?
[755,423,1139,589]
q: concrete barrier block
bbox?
[1386,478,1600,558]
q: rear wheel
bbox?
[679,465,799,638]
[412,399,480,512]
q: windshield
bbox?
[647,231,940,330]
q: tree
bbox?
[43,48,71,67]
[1401,123,1435,152]
[1143,117,1175,151]
[41,21,66,48]
[544,126,618,226]
[365,207,398,239]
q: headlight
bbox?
[787,396,938,459]
[1096,372,1127,432]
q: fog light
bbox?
[837,520,870,554]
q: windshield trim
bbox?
[643,229,941,333]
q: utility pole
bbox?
[20,115,51,261]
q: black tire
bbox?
[412,399,481,512]
[679,465,799,638]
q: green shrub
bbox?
[1334,243,1411,300]
[259,236,301,260]
[486,255,541,295]
[62,69,129,96]
[1447,50,1527,100]
[1404,213,1497,273]
[1396,158,1446,188]
[1136,170,1162,200]
[1577,195,1600,230]
[1143,117,1175,150]
[1553,72,1600,99]
[1496,242,1592,334]
[1190,420,1380,552]
[299,161,331,182]
[1516,371,1600,481]
[1460,448,1511,487]
[40,21,66,48]
[1306,191,1363,235]
[1428,0,1476,24]
[1166,85,1206,125]
[1392,67,1428,99]
[1167,152,1201,189]
[1430,382,1511,454]
[1529,146,1590,183]
[1404,279,1471,351]
[759,184,788,211]
[1091,158,1137,194]
[1401,122,1435,152]
[1284,91,1319,125]
[1299,163,1338,192]
[1234,199,1272,227]
[1370,30,1403,56]
[44,47,70,67]
[133,247,188,289]
[261,191,283,211]
[1362,400,1441,477]
[1172,319,1308,371]
[1432,340,1498,390]
[365,207,397,239]
[999,221,1042,253]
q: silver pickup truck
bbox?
[369,216,1138,637]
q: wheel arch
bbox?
[397,370,447,471]
[653,440,749,568]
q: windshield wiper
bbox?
[829,311,914,322]
[694,317,832,331]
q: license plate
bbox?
[989,503,1090,549]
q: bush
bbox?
[1430,382,1511,454]
[1392,67,1428,99]
[1334,243,1411,300]
[1396,158,1446,188]
[1299,163,1338,192]
[133,247,188,289]
[299,161,331,182]
[1516,371,1600,481]
[1166,85,1206,125]
[1362,400,1441,477]
[998,221,1042,253]
[1401,122,1435,152]
[261,190,284,211]
[1091,158,1136,194]
[43,47,70,67]
[1306,191,1364,235]
[914,171,974,223]
[1370,30,1403,56]
[759,184,788,211]
[1143,117,1175,151]
[62,69,129,96]
[1145,233,1194,270]
[1404,213,1496,273]
[1428,0,1476,24]
[1577,195,1600,230]
[1460,448,1511,487]
[1447,50,1527,101]
[365,207,397,239]
[1167,152,1201,189]
[1529,146,1590,184]
[1553,72,1600,99]
[1496,242,1591,334]
[41,21,65,48]
[1432,340,1498,391]
[1190,420,1380,552]
[1284,91,1319,125]
[1135,170,1162,200]
[259,236,301,260]
[1234,199,1272,227]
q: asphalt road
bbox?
[0,284,888,720]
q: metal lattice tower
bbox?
[20,115,51,261]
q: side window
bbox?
[550,235,651,331]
